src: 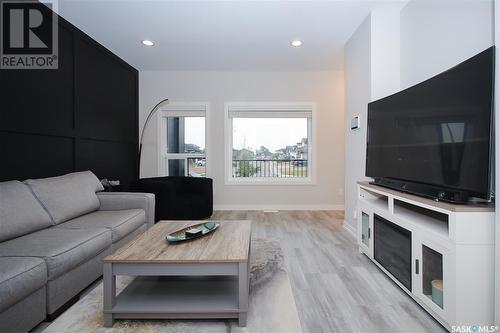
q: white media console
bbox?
[357,181,495,330]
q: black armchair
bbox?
[130,176,213,222]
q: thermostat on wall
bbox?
[351,116,361,130]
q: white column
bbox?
[370,6,402,101]
[494,0,500,325]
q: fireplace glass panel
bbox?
[374,214,412,291]
[422,245,444,309]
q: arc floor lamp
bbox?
[138,98,169,173]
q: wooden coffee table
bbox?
[102,220,251,327]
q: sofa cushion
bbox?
[57,209,146,243]
[0,181,53,242]
[0,227,111,280]
[24,171,104,224]
[0,257,47,312]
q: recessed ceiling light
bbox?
[141,40,154,46]
[290,40,303,47]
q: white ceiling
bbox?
[57,0,404,71]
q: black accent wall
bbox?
[0,6,139,188]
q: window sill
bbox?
[225,177,315,186]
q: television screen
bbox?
[366,47,494,200]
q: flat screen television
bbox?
[366,47,494,203]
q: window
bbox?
[159,103,208,177]
[225,102,315,184]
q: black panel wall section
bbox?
[0,4,139,188]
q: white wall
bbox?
[344,16,371,232]
[139,71,345,210]
[400,0,494,89]
[344,7,402,232]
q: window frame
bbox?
[157,102,210,177]
[224,102,316,185]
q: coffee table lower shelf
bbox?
[111,276,240,319]
[103,261,250,328]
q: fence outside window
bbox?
[232,159,308,178]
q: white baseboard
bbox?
[343,221,357,239]
[213,204,344,211]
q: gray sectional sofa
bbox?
[0,171,155,332]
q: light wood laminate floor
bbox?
[212,210,446,333]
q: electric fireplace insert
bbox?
[374,214,412,291]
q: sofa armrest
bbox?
[97,192,155,227]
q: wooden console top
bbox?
[358,181,495,213]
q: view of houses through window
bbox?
[232,117,309,178]
[162,105,313,181]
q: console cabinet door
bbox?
[414,235,450,321]
[357,208,373,257]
